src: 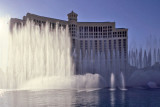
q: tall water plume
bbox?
[128,48,160,68]
[109,73,115,91]
[119,72,127,90]
[128,35,160,68]
[0,18,74,89]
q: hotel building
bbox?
[10,11,128,62]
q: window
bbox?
[109,40,112,50]
[103,26,107,33]
[123,39,126,48]
[119,39,121,57]
[95,40,97,52]
[114,40,116,49]
[85,40,88,50]
[94,26,98,32]
[104,40,107,51]
[89,26,93,32]
[72,39,75,47]
[84,26,88,32]
[103,33,107,36]
[99,40,102,52]
[90,40,93,49]
[98,27,102,32]
[79,26,83,32]
[123,39,127,58]
[80,40,83,50]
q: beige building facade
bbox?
[10,11,128,61]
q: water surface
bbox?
[0,88,160,107]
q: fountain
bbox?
[119,72,127,90]
[0,18,75,89]
[109,73,116,91]
[1,16,160,90]
[76,46,129,90]
[0,17,107,90]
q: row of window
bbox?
[33,19,67,28]
[78,32,127,36]
[113,31,127,35]
[73,32,127,38]
[69,27,76,31]
[113,35,127,38]
[69,24,77,28]
[79,32,112,36]
[78,39,127,57]
[79,26,112,33]
[79,39,126,50]
[79,34,126,39]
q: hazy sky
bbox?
[0,0,160,49]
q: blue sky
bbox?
[0,0,160,49]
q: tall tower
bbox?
[67,11,78,52]
[67,11,78,22]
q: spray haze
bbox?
[0,17,106,90]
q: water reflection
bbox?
[0,89,160,107]
[0,89,100,107]
[74,90,99,106]
[120,91,125,105]
[0,90,76,107]
[110,91,115,107]
[109,90,126,107]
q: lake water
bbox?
[0,88,160,107]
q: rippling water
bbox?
[0,88,160,107]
